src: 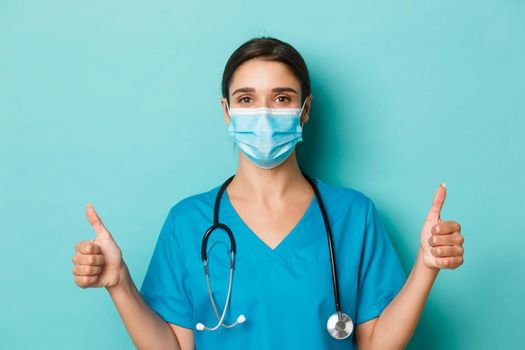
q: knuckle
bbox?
[88,255,96,265]
[453,257,462,269]
[74,276,86,288]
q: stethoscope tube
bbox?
[196,171,353,339]
[302,171,353,339]
[196,175,246,331]
[301,172,342,313]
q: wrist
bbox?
[107,261,132,296]
[416,248,440,279]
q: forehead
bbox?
[229,58,300,92]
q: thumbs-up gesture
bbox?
[72,204,126,289]
[419,184,465,270]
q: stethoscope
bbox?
[195,171,354,340]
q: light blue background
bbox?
[1,1,524,349]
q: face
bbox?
[221,58,312,126]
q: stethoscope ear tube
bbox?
[196,174,241,332]
[201,174,236,263]
[201,223,236,262]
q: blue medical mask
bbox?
[226,99,307,169]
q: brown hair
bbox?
[221,37,311,105]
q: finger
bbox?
[431,245,464,258]
[425,183,447,222]
[436,256,464,269]
[72,264,103,276]
[86,203,113,240]
[429,232,464,247]
[431,221,461,235]
[75,240,102,255]
[74,275,99,288]
[72,253,105,266]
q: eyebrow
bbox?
[231,86,299,96]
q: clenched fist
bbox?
[419,183,465,270]
[72,204,127,289]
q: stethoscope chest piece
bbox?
[326,312,353,340]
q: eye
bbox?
[276,95,291,104]
[238,96,253,104]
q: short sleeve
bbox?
[139,207,194,329]
[355,199,407,325]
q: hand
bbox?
[419,183,464,270]
[72,204,127,289]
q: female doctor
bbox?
[71,37,465,350]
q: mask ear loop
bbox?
[299,98,307,116]
[225,99,232,117]
[299,98,308,128]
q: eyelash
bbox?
[238,96,252,104]
[237,95,291,104]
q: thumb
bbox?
[85,203,114,241]
[425,183,447,222]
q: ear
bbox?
[300,95,312,127]
[221,97,231,125]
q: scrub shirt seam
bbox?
[143,297,194,329]
[356,293,396,325]
[167,205,194,317]
[356,198,373,294]
[168,206,190,277]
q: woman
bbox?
[72,37,465,349]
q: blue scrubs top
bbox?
[140,177,407,349]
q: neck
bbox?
[229,150,306,201]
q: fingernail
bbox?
[440,182,446,189]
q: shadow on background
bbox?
[297,65,357,184]
[297,67,459,349]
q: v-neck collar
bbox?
[222,178,319,257]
